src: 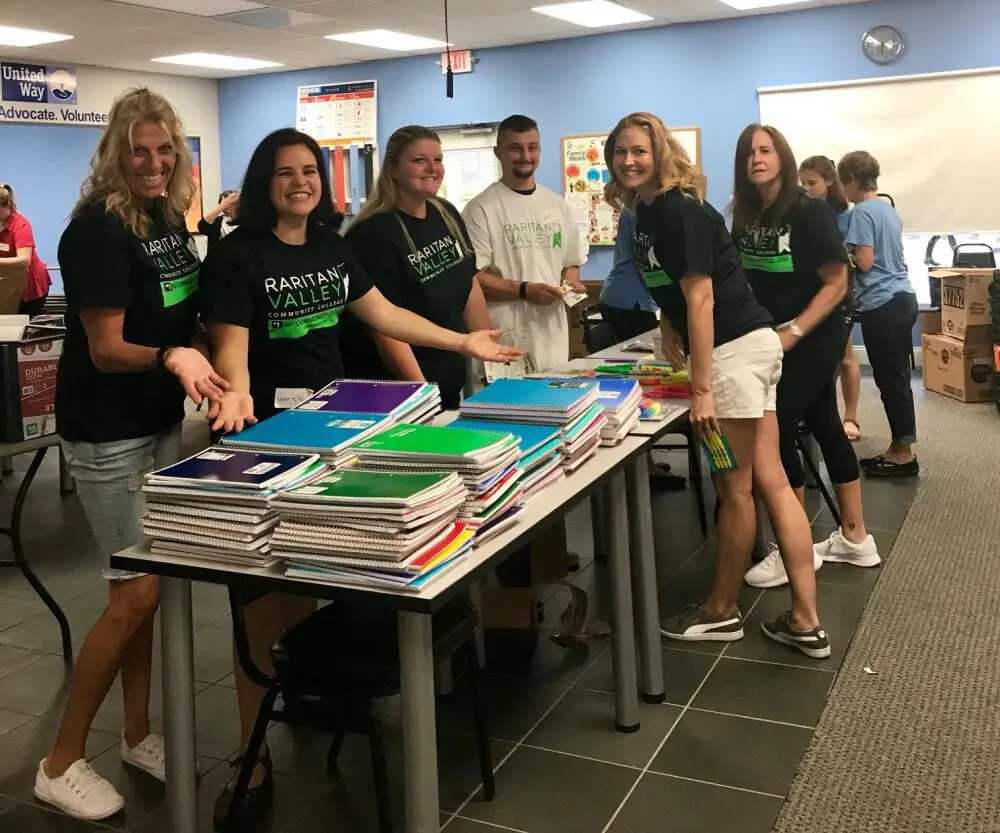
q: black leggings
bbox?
[776,316,860,489]
[599,303,657,343]
[858,292,918,444]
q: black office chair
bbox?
[796,425,842,529]
[223,589,495,833]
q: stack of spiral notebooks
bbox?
[352,423,525,542]
[140,448,322,567]
[271,468,475,591]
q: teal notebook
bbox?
[461,379,598,411]
[354,424,515,459]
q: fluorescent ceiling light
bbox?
[531,1,652,28]
[717,0,814,10]
[325,29,449,51]
[152,53,282,70]
[0,25,72,47]
[115,0,266,14]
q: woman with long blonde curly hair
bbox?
[605,112,830,659]
[35,87,228,822]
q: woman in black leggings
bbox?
[731,125,880,589]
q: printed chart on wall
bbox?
[185,136,203,233]
[296,80,377,148]
[436,125,500,214]
[561,127,702,246]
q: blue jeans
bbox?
[62,424,183,580]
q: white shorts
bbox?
[709,327,782,420]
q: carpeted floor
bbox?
[773,385,1000,833]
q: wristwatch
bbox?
[156,346,173,371]
[519,281,528,300]
[787,321,804,338]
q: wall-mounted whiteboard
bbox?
[435,125,500,214]
[758,68,1000,233]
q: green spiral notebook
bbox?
[353,424,516,460]
[281,470,460,506]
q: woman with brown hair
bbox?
[799,155,862,442]
[605,112,829,658]
[36,87,227,821]
[838,150,918,477]
[339,125,493,409]
[733,125,879,592]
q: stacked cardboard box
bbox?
[924,268,996,403]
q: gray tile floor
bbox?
[0,434,917,832]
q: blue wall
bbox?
[218,0,1000,280]
[0,124,101,293]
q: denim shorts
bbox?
[62,424,183,581]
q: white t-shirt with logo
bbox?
[463,182,584,372]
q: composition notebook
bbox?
[296,380,428,416]
[221,409,391,454]
[461,379,599,414]
[145,448,319,491]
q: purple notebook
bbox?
[296,381,425,416]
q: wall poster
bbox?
[296,80,377,148]
[185,136,203,234]
[561,127,702,247]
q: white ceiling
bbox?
[0,0,872,78]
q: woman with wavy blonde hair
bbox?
[340,124,493,408]
[35,87,227,822]
[605,112,830,659]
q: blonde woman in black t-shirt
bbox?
[605,112,829,659]
[340,125,494,409]
[36,88,228,822]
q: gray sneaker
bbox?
[660,603,744,642]
[760,612,831,659]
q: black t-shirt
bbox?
[55,200,201,443]
[340,200,474,407]
[633,189,772,349]
[200,225,373,421]
[735,191,849,327]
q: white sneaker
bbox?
[34,758,125,821]
[121,733,166,782]
[814,529,881,567]
[744,545,823,588]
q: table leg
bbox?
[5,447,72,660]
[161,577,198,833]
[625,456,665,703]
[590,490,608,560]
[605,475,640,732]
[399,610,440,832]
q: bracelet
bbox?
[519,281,528,300]
[156,346,173,371]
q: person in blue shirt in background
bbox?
[599,208,685,490]
[838,151,918,478]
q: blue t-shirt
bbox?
[845,198,914,312]
[836,208,851,239]
[599,210,658,313]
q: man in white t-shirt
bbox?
[463,115,585,372]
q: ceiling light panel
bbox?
[113,0,266,16]
[717,0,815,10]
[151,52,282,70]
[531,1,653,28]
[0,24,73,47]
[325,29,450,51]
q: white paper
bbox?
[484,352,537,382]
[562,290,588,308]
[274,388,313,409]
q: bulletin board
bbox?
[560,127,702,246]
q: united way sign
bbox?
[0,60,108,125]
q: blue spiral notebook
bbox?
[460,379,598,415]
[447,418,561,459]
[221,409,392,455]
[146,448,319,491]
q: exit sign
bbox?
[440,49,475,74]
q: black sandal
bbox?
[860,455,919,478]
[212,752,274,829]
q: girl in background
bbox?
[197,189,240,251]
[799,156,861,443]
[838,151,918,477]
[0,183,52,316]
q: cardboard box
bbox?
[479,587,536,630]
[930,268,996,342]
[921,333,994,403]
[0,325,65,442]
[918,309,941,337]
[0,271,27,315]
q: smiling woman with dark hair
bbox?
[199,126,521,826]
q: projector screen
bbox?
[758,68,1000,234]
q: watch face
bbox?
[863,25,905,65]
